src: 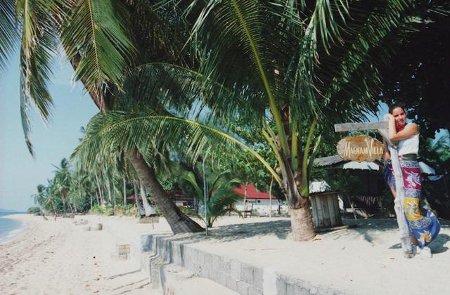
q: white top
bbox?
[398,132,419,155]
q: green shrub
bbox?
[27,207,41,214]
[178,206,197,216]
[114,204,136,216]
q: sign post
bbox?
[335,121,412,256]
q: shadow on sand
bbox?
[159,217,450,253]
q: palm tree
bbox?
[32,184,47,209]
[1,0,204,233]
[53,158,72,213]
[35,179,62,215]
[182,169,242,227]
[177,0,419,240]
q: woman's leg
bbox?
[401,160,440,249]
[388,184,396,199]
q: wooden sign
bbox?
[337,135,383,162]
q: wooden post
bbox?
[377,128,412,254]
[334,122,388,132]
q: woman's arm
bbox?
[383,140,391,161]
[388,115,419,141]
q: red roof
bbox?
[233,184,275,199]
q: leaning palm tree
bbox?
[6,0,205,233]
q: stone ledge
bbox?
[140,234,346,295]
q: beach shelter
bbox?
[233,184,279,217]
[233,184,274,199]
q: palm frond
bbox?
[16,0,62,154]
[0,0,17,70]
[72,111,281,184]
[186,0,291,152]
[182,171,203,199]
[116,62,263,129]
[61,0,136,103]
[318,0,413,119]
[124,0,191,65]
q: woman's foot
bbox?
[416,246,432,258]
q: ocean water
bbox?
[0,212,26,244]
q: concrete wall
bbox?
[140,234,345,295]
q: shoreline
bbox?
[0,214,28,244]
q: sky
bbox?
[0,54,97,211]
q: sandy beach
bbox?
[1,214,449,295]
[0,214,167,295]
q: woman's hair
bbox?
[388,102,406,114]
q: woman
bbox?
[383,103,440,256]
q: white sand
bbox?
[0,214,169,295]
[195,217,450,295]
[1,214,449,295]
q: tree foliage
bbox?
[379,0,450,137]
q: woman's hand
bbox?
[386,113,395,123]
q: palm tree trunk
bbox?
[106,175,113,205]
[95,174,104,205]
[289,202,316,241]
[140,183,153,216]
[73,197,78,213]
[68,202,73,213]
[95,190,100,206]
[123,178,127,206]
[283,168,316,241]
[128,150,203,233]
[133,180,145,217]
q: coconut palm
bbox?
[35,179,62,215]
[3,0,206,233]
[183,0,420,240]
[32,184,48,209]
[182,169,242,228]
[53,158,72,213]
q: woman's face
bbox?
[391,107,407,130]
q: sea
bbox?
[0,212,26,244]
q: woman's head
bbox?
[389,103,407,131]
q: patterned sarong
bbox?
[384,160,440,248]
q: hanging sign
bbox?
[336,135,384,162]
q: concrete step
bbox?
[162,264,239,295]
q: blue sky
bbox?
[0,54,97,211]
